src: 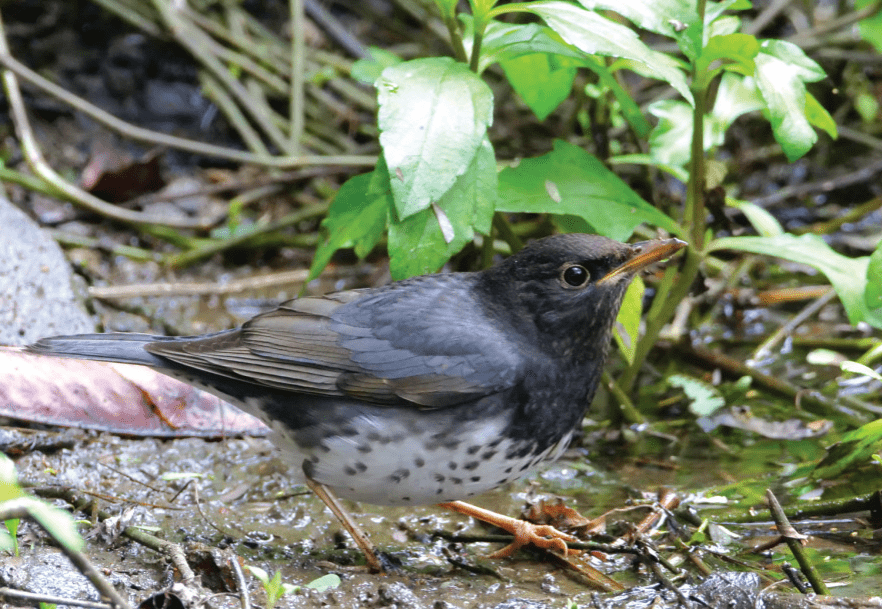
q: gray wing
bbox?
[145,275,530,408]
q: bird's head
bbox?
[480,234,686,359]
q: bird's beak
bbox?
[597,238,688,285]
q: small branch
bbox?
[0,50,376,168]
[752,288,837,362]
[0,500,132,609]
[291,0,306,152]
[765,490,829,595]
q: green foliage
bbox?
[2,517,18,555]
[856,0,882,53]
[498,141,678,240]
[0,454,83,555]
[247,566,341,609]
[247,565,300,608]
[709,234,882,328]
[310,0,874,402]
[668,374,726,417]
[812,419,882,480]
[613,278,644,365]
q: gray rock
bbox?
[0,196,94,345]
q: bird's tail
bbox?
[27,333,175,367]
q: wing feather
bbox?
[146,275,531,408]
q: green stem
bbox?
[620,0,709,391]
[469,16,487,73]
[441,12,468,63]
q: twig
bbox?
[88,269,311,300]
[671,343,880,424]
[32,485,197,581]
[752,288,837,362]
[304,0,369,59]
[752,158,882,208]
[744,0,797,35]
[787,0,882,49]
[0,500,133,609]
[0,12,212,229]
[151,0,292,153]
[765,490,829,595]
[166,201,328,267]
[0,587,115,609]
[291,0,306,152]
[199,71,271,156]
[0,50,376,168]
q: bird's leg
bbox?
[438,500,577,557]
[303,476,384,572]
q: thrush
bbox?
[29,233,685,571]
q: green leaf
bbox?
[574,0,699,38]
[668,374,726,417]
[804,92,838,139]
[650,71,768,166]
[350,46,403,85]
[709,234,882,328]
[528,2,693,104]
[841,361,882,383]
[308,166,391,281]
[377,57,494,219]
[712,72,764,127]
[305,573,342,592]
[613,277,644,364]
[753,41,829,161]
[497,140,679,240]
[754,54,815,161]
[387,137,496,278]
[647,99,695,166]
[865,240,882,312]
[695,33,759,78]
[584,57,651,137]
[725,198,783,237]
[500,52,577,120]
[812,419,882,480]
[759,40,826,82]
[857,0,882,53]
[474,21,586,72]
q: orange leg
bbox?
[304,476,385,572]
[438,500,577,557]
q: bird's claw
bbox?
[487,520,578,558]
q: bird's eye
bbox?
[561,264,590,287]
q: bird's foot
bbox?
[438,500,578,557]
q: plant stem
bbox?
[620,0,708,392]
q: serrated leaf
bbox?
[378,57,493,219]
[710,233,882,329]
[529,2,693,104]
[387,137,496,278]
[308,167,391,281]
[498,140,678,240]
[668,374,726,416]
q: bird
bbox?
[29,233,686,571]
